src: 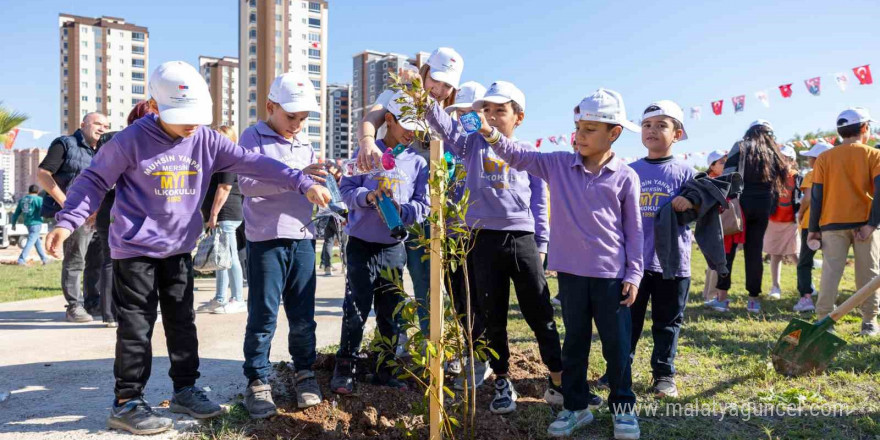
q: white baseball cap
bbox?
[837,107,876,127]
[749,119,774,131]
[707,149,727,166]
[268,73,321,114]
[574,88,640,132]
[642,100,688,140]
[445,81,487,112]
[800,141,833,158]
[474,81,526,112]
[426,47,463,89]
[385,90,423,132]
[148,61,213,125]
[780,145,796,159]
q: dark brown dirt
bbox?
[240,348,555,440]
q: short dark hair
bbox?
[837,121,866,138]
[642,104,683,131]
[28,184,39,194]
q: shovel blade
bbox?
[771,318,847,376]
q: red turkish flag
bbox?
[311,41,320,49]
[711,100,723,115]
[535,138,542,148]
[853,65,873,85]
[4,128,19,150]
[779,84,793,98]
[570,132,576,145]
[825,136,836,145]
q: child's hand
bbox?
[620,282,638,307]
[856,224,876,241]
[671,196,694,212]
[366,187,395,207]
[302,163,328,184]
[540,253,546,265]
[475,109,493,136]
[807,231,821,242]
[45,227,71,259]
[357,137,383,171]
[306,185,331,208]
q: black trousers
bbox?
[113,254,199,400]
[446,252,485,351]
[83,232,103,311]
[471,229,562,375]
[96,229,116,322]
[558,273,635,413]
[716,197,773,297]
[796,229,816,296]
[629,271,690,378]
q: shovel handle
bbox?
[829,272,880,322]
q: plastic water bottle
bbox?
[323,174,348,218]
[459,111,482,134]
[341,145,406,177]
[376,195,406,240]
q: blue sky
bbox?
[2,0,879,162]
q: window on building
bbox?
[82,41,88,48]
[309,1,321,12]
[249,29,256,39]
[308,126,320,135]
[63,42,67,49]
[132,59,145,68]
[81,54,88,62]
[308,32,320,42]
[132,72,144,81]
[249,0,255,6]
[311,141,320,151]
[249,45,256,55]
[309,48,320,59]
[63,68,68,76]
[63,28,68,35]
[132,84,145,94]
[97,84,102,90]
[64,109,68,116]
[249,76,257,86]
[308,64,320,74]
[249,107,257,118]
[275,14,282,21]
[309,111,320,120]
[81,27,87,33]
[96,97,102,103]
[132,98,140,106]
[132,45,145,54]
[97,56,102,63]
[249,91,256,101]
[308,18,321,28]
[249,13,256,23]
[311,79,320,89]
[132,32,145,41]
[248,60,256,71]
[81,96,88,102]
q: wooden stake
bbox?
[429,139,445,439]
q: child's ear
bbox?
[515,111,525,128]
[609,125,623,143]
[672,128,684,143]
[384,112,395,126]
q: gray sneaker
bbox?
[169,386,223,419]
[66,305,93,323]
[652,377,678,398]
[106,398,173,435]
[860,320,879,337]
[295,370,322,408]
[453,359,493,391]
[244,379,277,419]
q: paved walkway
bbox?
[0,266,409,439]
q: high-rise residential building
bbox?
[351,50,429,129]
[14,149,48,199]
[0,151,15,202]
[199,56,241,132]
[325,83,351,160]
[239,0,328,156]
[59,14,149,134]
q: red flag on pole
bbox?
[779,83,793,98]
[4,128,19,150]
[535,138,542,148]
[853,65,873,85]
[711,100,724,115]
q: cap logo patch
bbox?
[178,85,189,90]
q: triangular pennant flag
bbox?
[825,136,836,145]
[853,65,873,85]
[779,83,793,98]
[711,100,724,115]
[732,95,745,113]
[690,106,702,120]
[570,132,575,145]
[805,77,821,96]
[755,91,770,108]
[4,128,19,149]
[834,72,849,92]
[558,134,568,144]
[548,136,558,145]
[535,138,542,148]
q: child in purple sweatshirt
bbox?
[44,61,330,436]
[479,89,644,439]
[425,81,562,416]
[330,91,429,395]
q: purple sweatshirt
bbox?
[488,137,644,286]
[54,114,315,259]
[341,140,429,244]
[425,104,549,252]
[629,157,696,277]
[239,121,317,242]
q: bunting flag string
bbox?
[805,77,822,96]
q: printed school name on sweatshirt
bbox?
[639,178,675,218]
[143,154,203,201]
[480,148,521,190]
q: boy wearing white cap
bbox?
[445,81,487,116]
[354,48,464,337]
[44,61,331,435]
[426,80,562,415]
[793,141,832,312]
[331,90,430,395]
[472,88,642,438]
[238,72,334,418]
[809,108,880,336]
[615,100,696,401]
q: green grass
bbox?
[0,262,63,303]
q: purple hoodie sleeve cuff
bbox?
[297,176,316,195]
[54,219,78,232]
[536,242,548,254]
[623,272,642,287]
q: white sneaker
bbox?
[547,409,593,437]
[213,300,247,314]
[454,359,493,391]
[613,413,640,439]
[769,286,782,299]
[197,299,224,313]
[489,377,518,414]
[792,296,815,313]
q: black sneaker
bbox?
[331,359,357,395]
[594,374,609,391]
[169,386,224,419]
[652,377,678,398]
[106,398,172,435]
